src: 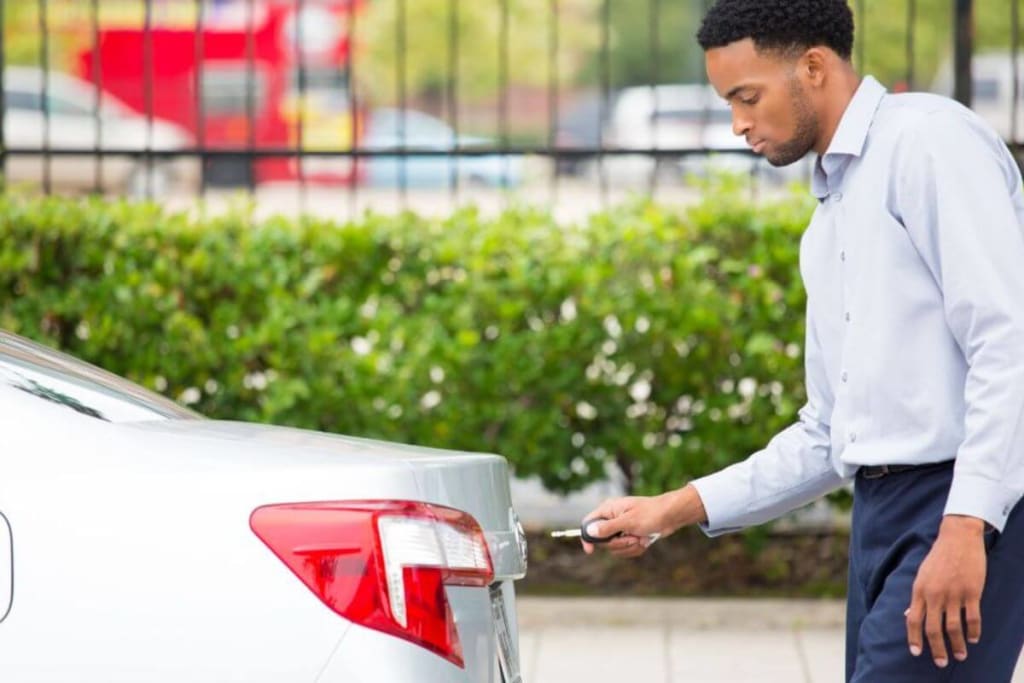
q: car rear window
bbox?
[0,331,199,423]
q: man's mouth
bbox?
[750,140,767,154]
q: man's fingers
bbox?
[609,537,648,558]
[924,601,949,668]
[944,601,968,662]
[602,536,634,552]
[584,498,630,527]
[965,599,982,645]
[906,597,925,657]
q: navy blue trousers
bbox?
[847,461,1024,682]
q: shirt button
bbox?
[849,432,857,443]
[845,312,851,323]
[841,371,848,383]
[840,251,846,262]
[832,192,843,203]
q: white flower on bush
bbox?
[560,298,577,322]
[179,387,201,405]
[351,336,372,356]
[575,401,598,420]
[603,315,622,339]
[629,378,651,402]
[420,390,442,410]
[738,377,758,399]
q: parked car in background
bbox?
[363,108,523,189]
[552,90,612,177]
[0,329,527,682]
[2,67,199,197]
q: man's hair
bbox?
[697,0,854,61]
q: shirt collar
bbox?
[811,75,887,200]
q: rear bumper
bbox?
[317,583,520,683]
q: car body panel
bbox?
[363,108,523,188]
[0,331,523,681]
[2,67,199,194]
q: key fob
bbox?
[580,516,623,543]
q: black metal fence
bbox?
[0,0,1021,212]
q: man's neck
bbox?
[814,69,863,155]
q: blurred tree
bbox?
[852,0,1024,90]
[356,0,597,104]
[574,0,704,88]
[4,0,50,66]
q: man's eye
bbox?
[741,96,759,106]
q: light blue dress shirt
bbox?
[692,76,1024,534]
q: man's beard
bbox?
[765,77,819,167]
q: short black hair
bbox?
[697,0,854,61]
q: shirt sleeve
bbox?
[892,109,1024,532]
[690,307,848,536]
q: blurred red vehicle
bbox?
[78,0,365,186]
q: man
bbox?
[581,1,1024,680]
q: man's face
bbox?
[705,38,819,167]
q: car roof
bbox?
[3,66,135,115]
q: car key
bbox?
[550,517,660,544]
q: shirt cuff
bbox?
[690,469,748,537]
[943,471,1021,532]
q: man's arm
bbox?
[892,109,1024,532]
[892,109,1024,668]
[688,311,845,536]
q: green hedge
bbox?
[0,184,816,495]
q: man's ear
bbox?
[801,48,828,89]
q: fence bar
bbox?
[194,0,206,197]
[144,0,155,199]
[448,0,460,203]
[91,0,104,194]
[246,0,256,194]
[598,0,611,209]
[396,0,407,207]
[499,0,510,194]
[39,0,51,195]
[548,0,559,204]
[296,0,307,215]
[1012,0,1020,144]
[4,146,760,159]
[0,0,5,194]
[348,0,359,219]
[855,0,865,72]
[647,0,661,197]
[905,0,916,89]
[953,0,973,108]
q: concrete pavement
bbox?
[515,597,1024,682]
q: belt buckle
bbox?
[862,465,890,480]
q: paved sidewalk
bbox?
[516,597,1024,683]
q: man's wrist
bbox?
[659,484,708,533]
[940,514,987,538]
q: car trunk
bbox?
[130,419,526,682]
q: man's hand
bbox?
[906,515,988,668]
[581,485,707,559]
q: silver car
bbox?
[0,329,526,682]
[2,67,199,197]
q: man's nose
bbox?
[732,113,751,137]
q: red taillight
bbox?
[249,500,494,668]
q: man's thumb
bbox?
[584,514,627,541]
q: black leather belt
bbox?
[859,461,954,479]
